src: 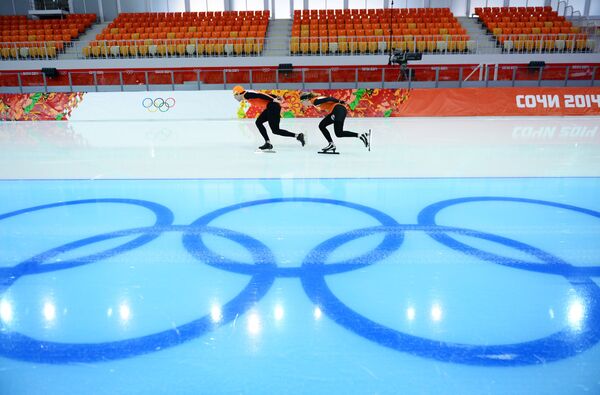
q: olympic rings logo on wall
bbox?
[142,97,176,112]
[0,196,599,365]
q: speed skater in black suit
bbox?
[233,85,305,151]
[300,92,369,153]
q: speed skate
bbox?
[318,142,339,155]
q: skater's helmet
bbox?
[232,85,245,95]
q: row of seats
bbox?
[0,14,95,41]
[85,11,269,57]
[1,44,61,59]
[479,7,578,31]
[291,36,473,55]
[0,14,95,59]
[475,6,554,16]
[294,25,467,37]
[96,27,266,41]
[476,6,591,53]
[292,7,469,54]
[117,10,269,20]
[82,38,264,58]
[500,36,594,52]
[294,7,451,17]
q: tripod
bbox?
[387,0,394,65]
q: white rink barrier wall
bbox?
[70,91,238,121]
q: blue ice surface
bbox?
[0,177,599,395]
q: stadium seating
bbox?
[475,6,594,53]
[84,11,269,58]
[290,7,470,55]
[0,14,95,59]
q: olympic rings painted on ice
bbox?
[0,196,598,365]
[182,198,404,277]
[417,196,600,277]
[301,223,600,366]
[0,198,174,294]
[142,97,176,113]
[0,225,275,364]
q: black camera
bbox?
[390,51,422,65]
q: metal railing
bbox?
[0,64,597,93]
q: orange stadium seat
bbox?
[85,11,269,58]
[1,14,95,59]
[477,6,587,53]
[290,7,468,55]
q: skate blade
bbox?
[318,151,340,155]
[255,149,276,154]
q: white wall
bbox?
[70,90,238,121]
[348,0,384,8]
[0,0,16,15]
[103,0,118,21]
[430,0,453,8]
[273,0,291,18]
[563,0,586,15]
[508,0,546,6]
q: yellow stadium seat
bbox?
[244,39,253,55]
[338,41,348,54]
[290,37,299,54]
[167,44,177,56]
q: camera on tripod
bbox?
[390,51,422,66]
[390,51,422,81]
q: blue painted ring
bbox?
[0,198,174,291]
[418,196,600,277]
[300,223,600,366]
[182,197,404,277]
[0,224,276,363]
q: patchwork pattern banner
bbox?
[1,87,599,121]
[238,88,600,118]
[0,93,84,121]
[238,88,411,119]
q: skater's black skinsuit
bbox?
[243,91,295,142]
[314,98,359,143]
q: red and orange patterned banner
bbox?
[238,87,600,118]
[0,92,84,121]
[1,87,598,121]
[237,88,410,119]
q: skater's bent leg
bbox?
[268,115,295,138]
[332,108,358,138]
[318,116,334,142]
[255,111,270,142]
[333,123,358,138]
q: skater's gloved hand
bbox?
[273,96,283,104]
